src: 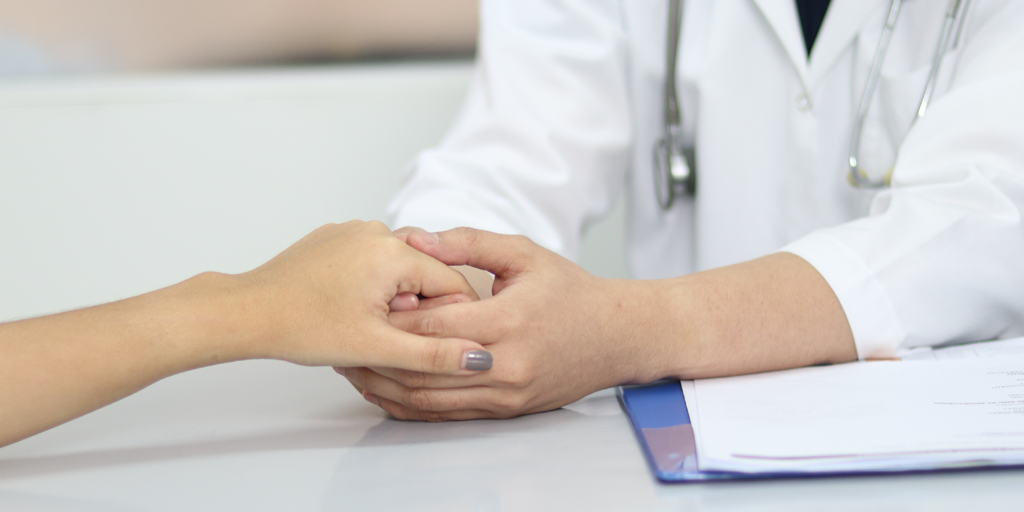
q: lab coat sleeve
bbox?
[387,0,632,260]
[784,5,1024,358]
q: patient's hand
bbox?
[236,221,488,373]
[339,227,657,420]
[0,220,491,446]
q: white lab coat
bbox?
[389,0,1024,359]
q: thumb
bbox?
[370,326,493,374]
[406,227,533,278]
[400,244,480,301]
[392,226,419,244]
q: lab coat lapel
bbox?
[749,0,808,87]
[808,0,887,87]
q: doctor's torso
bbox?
[625,0,961,278]
[391,0,1016,280]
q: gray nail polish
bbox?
[463,350,493,371]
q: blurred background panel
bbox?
[0,64,480,321]
[0,0,478,75]
[0,0,627,324]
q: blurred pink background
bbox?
[0,0,478,74]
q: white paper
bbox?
[685,355,1024,474]
[901,336,1024,361]
[680,380,701,461]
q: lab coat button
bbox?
[795,93,812,112]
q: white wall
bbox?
[0,62,626,322]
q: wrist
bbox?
[601,276,710,385]
[140,271,267,373]
[590,278,684,386]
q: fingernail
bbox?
[427,232,440,245]
[334,367,347,377]
[363,392,379,406]
[388,293,419,312]
[462,350,493,371]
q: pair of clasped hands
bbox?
[1,221,636,447]
[339,223,629,422]
[334,223,857,421]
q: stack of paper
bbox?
[683,349,1024,474]
[901,336,1024,361]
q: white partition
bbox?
[0,62,626,323]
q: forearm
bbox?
[0,272,255,447]
[627,252,857,382]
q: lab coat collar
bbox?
[750,0,808,86]
[808,0,887,87]
[749,0,887,90]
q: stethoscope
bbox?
[654,0,973,210]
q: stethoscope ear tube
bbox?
[847,0,903,189]
[847,0,971,189]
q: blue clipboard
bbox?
[617,380,1024,483]
[617,380,737,482]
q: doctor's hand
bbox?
[340,226,859,421]
[338,227,664,420]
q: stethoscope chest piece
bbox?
[654,135,696,209]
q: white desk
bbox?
[2,63,1023,511]
[3,361,1024,511]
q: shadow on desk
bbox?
[0,424,364,480]
[0,489,140,512]
[0,399,594,481]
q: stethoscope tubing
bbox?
[655,0,974,209]
[847,0,971,189]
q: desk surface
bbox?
[2,65,1023,511]
[2,360,1024,511]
